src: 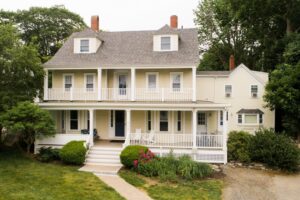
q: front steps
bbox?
[79,146,123,175]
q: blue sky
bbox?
[1,0,199,31]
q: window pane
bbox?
[64,75,72,90]
[177,111,182,131]
[160,111,168,131]
[225,85,232,93]
[251,85,258,93]
[70,120,78,130]
[70,110,78,130]
[86,75,94,90]
[197,113,206,125]
[160,111,168,121]
[161,37,171,50]
[172,74,181,90]
[245,114,257,123]
[160,122,168,131]
[80,39,89,52]
[70,110,78,119]
[220,111,223,126]
[259,114,263,124]
[148,74,156,89]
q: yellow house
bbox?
[36,15,274,164]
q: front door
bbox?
[197,112,207,134]
[115,111,125,137]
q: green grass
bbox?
[0,148,124,200]
[119,170,223,200]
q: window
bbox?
[226,111,228,121]
[238,114,242,124]
[61,111,65,130]
[85,74,94,91]
[220,110,223,126]
[147,73,158,90]
[70,110,78,130]
[48,71,53,89]
[259,114,263,124]
[110,111,114,127]
[147,111,152,131]
[251,85,258,97]
[161,36,171,50]
[225,85,232,97]
[87,111,90,130]
[64,74,73,91]
[171,73,182,92]
[177,111,182,132]
[80,39,89,52]
[245,114,257,124]
[159,111,168,131]
[197,113,206,125]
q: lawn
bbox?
[119,169,223,200]
[0,148,124,200]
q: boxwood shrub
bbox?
[120,145,148,168]
[59,141,87,165]
[37,147,60,162]
[227,131,253,163]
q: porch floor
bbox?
[93,140,124,148]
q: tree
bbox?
[0,102,55,153]
[0,24,44,142]
[0,6,86,62]
[194,0,300,71]
[264,33,300,139]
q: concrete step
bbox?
[84,162,123,167]
[79,164,122,175]
[85,158,121,164]
[87,154,120,160]
[89,150,121,155]
[90,147,123,151]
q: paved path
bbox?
[223,166,300,200]
[97,174,152,200]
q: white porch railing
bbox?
[47,88,193,101]
[129,132,223,149]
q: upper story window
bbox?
[85,74,95,92]
[170,72,182,92]
[161,36,171,50]
[80,39,89,52]
[63,74,73,91]
[251,85,258,98]
[225,85,232,97]
[146,73,158,90]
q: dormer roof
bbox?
[154,25,180,35]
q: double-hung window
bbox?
[177,111,182,132]
[238,114,242,124]
[225,85,232,97]
[64,74,73,91]
[161,36,171,50]
[251,85,258,98]
[147,73,158,91]
[80,39,89,52]
[171,73,182,92]
[147,111,152,132]
[220,110,223,126]
[159,111,168,131]
[85,74,94,92]
[70,110,78,130]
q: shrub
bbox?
[250,129,300,172]
[227,131,253,163]
[37,147,60,162]
[137,158,160,177]
[59,141,87,165]
[120,145,148,168]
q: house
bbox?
[35,15,275,164]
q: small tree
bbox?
[0,102,55,153]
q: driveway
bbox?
[222,166,300,200]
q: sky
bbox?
[1,0,199,31]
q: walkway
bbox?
[97,174,153,200]
[223,166,300,200]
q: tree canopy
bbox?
[194,0,300,71]
[0,6,86,62]
[1,102,55,152]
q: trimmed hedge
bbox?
[227,131,253,163]
[59,141,87,165]
[37,147,60,162]
[250,129,300,172]
[120,145,148,168]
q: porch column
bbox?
[131,68,135,101]
[89,109,94,147]
[124,109,131,146]
[222,109,228,164]
[192,67,196,102]
[97,68,102,101]
[43,69,48,101]
[192,110,197,148]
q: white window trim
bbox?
[250,85,258,98]
[84,73,96,92]
[146,72,159,91]
[237,113,263,126]
[80,39,90,53]
[170,72,183,92]
[63,73,74,92]
[224,84,233,98]
[160,36,171,51]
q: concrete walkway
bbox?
[97,174,153,200]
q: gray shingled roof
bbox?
[197,71,231,76]
[237,109,264,114]
[44,26,199,68]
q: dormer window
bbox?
[80,39,89,52]
[161,36,171,50]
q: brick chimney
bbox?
[229,55,235,71]
[170,15,178,29]
[91,15,99,32]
